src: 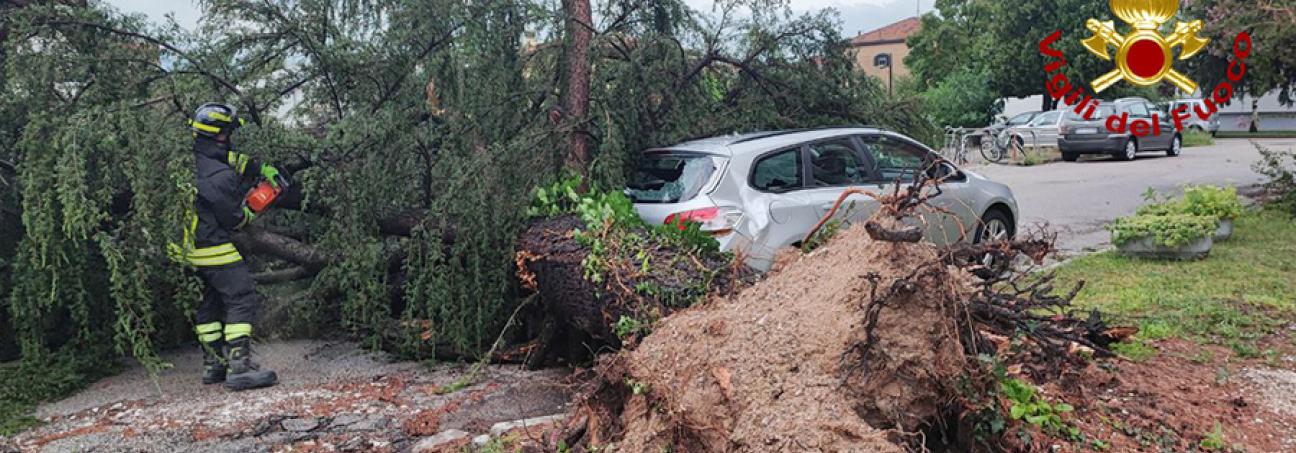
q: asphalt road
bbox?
[972,138,1293,254]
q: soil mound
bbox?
[581,222,970,452]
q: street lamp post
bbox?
[874,53,893,95]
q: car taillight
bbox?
[1060,124,1072,135]
[664,207,741,234]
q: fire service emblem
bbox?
[1081,0,1210,93]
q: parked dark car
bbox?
[1058,97,1182,162]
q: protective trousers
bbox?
[193,261,260,343]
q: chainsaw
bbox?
[244,172,292,214]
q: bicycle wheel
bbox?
[980,133,1005,163]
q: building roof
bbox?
[849,17,921,46]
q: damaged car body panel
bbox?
[627,127,1020,271]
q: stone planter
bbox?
[1116,235,1213,260]
[1214,218,1234,241]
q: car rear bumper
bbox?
[1058,135,1128,153]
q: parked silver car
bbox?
[625,127,1020,271]
[1001,109,1064,149]
[1163,99,1221,135]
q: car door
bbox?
[801,136,880,232]
[857,134,974,245]
[1127,103,1160,149]
[1031,111,1062,147]
[735,146,818,269]
[1147,103,1174,149]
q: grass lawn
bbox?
[1182,129,1214,147]
[1051,208,1296,359]
[1215,131,1296,139]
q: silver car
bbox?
[625,127,1020,271]
[1002,109,1064,149]
[1163,99,1221,135]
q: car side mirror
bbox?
[928,161,962,182]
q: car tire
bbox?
[1114,138,1137,161]
[973,209,1015,279]
[1062,151,1080,162]
[1166,135,1183,157]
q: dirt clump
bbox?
[572,219,970,452]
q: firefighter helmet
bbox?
[190,103,245,137]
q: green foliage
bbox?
[1001,378,1080,440]
[1110,341,1158,361]
[922,69,1004,128]
[1182,0,1296,106]
[624,378,649,396]
[908,0,1171,117]
[1107,214,1217,247]
[1197,422,1243,452]
[613,315,648,340]
[1,0,933,418]
[1138,185,1244,221]
[1182,186,1245,220]
[1183,129,1215,147]
[0,349,120,435]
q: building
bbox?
[847,17,921,87]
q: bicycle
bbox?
[942,127,1010,165]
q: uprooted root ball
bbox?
[573,223,971,452]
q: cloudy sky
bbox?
[106,0,933,38]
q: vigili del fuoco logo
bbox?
[1038,0,1253,135]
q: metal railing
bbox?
[940,127,1039,166]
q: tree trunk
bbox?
[560,0,593,174]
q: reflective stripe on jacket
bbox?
[168,137,259,267]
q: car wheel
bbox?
[1166,135,1182,157]
[1114,138,1137,161]
[1062,151,1080,162]
[973,209,1015,278]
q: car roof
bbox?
[649,127,896,157]
[1114,97,1152,104]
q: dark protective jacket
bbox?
[193,136,261,248]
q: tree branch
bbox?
[37,19,264,125]
[252,266,314,284]
[232,225,334,271]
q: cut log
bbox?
[514,215,751,366]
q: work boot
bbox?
[224,337,278,391]
[201,340,227,384]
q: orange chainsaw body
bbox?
[245,179,283,213]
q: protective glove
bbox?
[260,164,281,188]
[237,205,257,229]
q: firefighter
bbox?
[185,102,280,391]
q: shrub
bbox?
[1135,185,1243,221]
[1181,185,1244,220]
[1107,214,1217,247]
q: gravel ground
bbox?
[1242,366,1296,418]
[1,340,572,452]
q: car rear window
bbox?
[625,152,717,203]
[1065,105,1115,121]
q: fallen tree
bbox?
[533,177,1134,452]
